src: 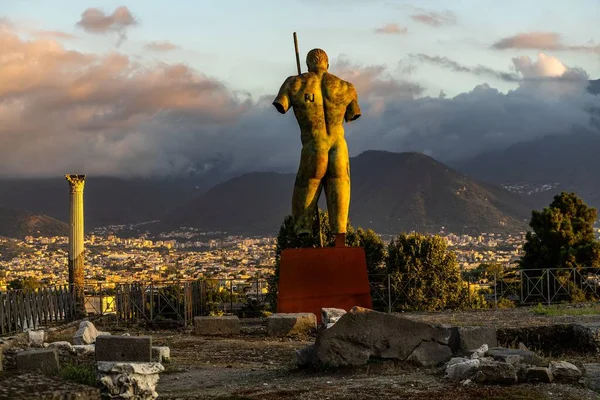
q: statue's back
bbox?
[289,72,354,137]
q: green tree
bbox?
[520,192,600,271]
[386,232,486,311]
[267,210,386,309]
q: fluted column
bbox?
[66,174,85,315]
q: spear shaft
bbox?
[293,32,301,75]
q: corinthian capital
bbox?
[66,174,86,192]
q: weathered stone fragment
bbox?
[193,316,241,336]
[487,347,544,366]
[445,358,481,381]
[549,360,582,383]
[472,359,518,384]
[95,335,152,362]
[267,313,317,337]
[407,341,453,367]
[73,344,95,355]
[321,308,346,325]
[152,346,170,363]
[48,341,75,354]
[312,307,452,367]
[27,330,46,346]
[16,348,59,373]
[470,344,488,359]
[73,321,99,345]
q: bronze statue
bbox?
[273,48,361,246]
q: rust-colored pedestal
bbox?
[277,247,372,323]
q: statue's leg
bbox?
[324,139,350,235]
[292,142,327,235]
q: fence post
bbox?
[99,284,103,316]
[387,274,392,314]
[494,272,498,307]
[150,283,154,322]
[520,270,523,305]
[547,269,551,306]
[230,279,234,315]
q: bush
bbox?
[386,232,487,311]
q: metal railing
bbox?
[3,267,600,336]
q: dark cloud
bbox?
[409,54,520,82]
[411,11,456,27]
[374,23,408,35]
[0,26,598,179]
[145,41,179,52]
[76,6,137,46]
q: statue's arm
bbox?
[344,84,361,122]
[273,76,294,114]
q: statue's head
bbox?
[306,49,329,72]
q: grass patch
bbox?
[58,363,97,387]
[531,303,600,316]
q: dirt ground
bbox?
[142,308,600,400]
[33,306,600,399]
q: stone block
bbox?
[455,326,497,353]
[16,348,59,373]
[152,346,170,363]
[97,361,164,400]
[267,313,317,337]
[193,316,240,336]
[27,330,47,346]
[95,335,152,362]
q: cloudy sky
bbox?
[2,0,600,178]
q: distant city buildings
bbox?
[6,226,600,291]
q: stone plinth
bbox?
[97,361,164,400]
[267,313,317,337]
[193,316,241,336]
[277,247,372,323]
[16,348,60,373]
[96,335,152,362]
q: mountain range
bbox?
[162,151,531,235]
[0,206,68,238]
[0,151,533,237]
